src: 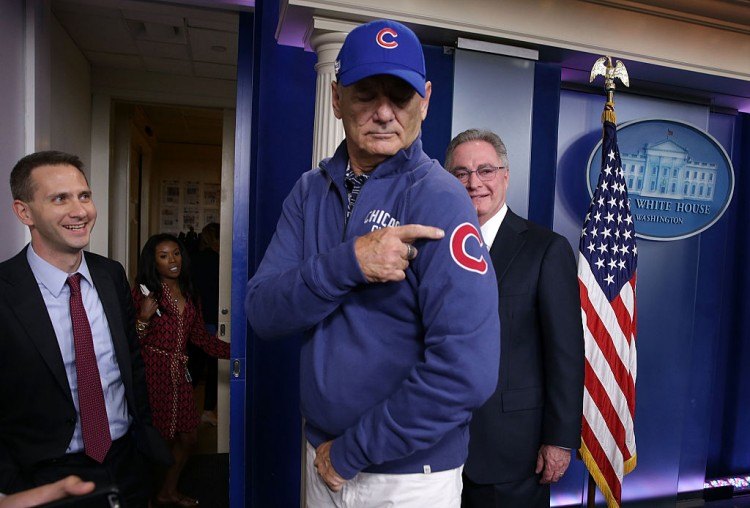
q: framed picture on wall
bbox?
[203,183,220,206]
[203,208,220,226]
[182,207,199,230]
[186,181,200,206]
[160,207,179,234]
[162,180,180,206]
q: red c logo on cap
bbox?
[376,28,398,49]
[450,223,488,275]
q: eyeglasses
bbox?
[450,165,505,183]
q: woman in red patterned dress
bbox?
[133,233,229,507]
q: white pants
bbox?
[305,442,463,508]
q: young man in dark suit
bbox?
[446,130,585,507]
[0,151,170,507]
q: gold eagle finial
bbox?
[590,56,630,90]
[590,56,630,123]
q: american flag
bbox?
[578,119,638,507]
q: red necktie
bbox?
[67,273,112,463]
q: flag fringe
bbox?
[624,454,637,475]
[602,101,616,124]
[580,440,636,508]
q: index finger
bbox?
[392,224,445,243]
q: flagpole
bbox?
[587,474,596,507]
[581,55,632,508]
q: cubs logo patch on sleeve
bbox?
[449,223,488,274]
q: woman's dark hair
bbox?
[136,233,194,301]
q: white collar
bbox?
[27,244,92,297]
[480,204,508,249]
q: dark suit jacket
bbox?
[465,209,585,484]
[0,247,170,492]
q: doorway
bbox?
[109,100,234,506]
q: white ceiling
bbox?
[52,0,240,81]
[592,0,750,31]
[51,0,241,144]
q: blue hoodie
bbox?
[245,137,500,479]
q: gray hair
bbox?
[445,129,509,171]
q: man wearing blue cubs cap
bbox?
[335,19,427,97]
[245,19,500,507]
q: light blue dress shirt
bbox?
[27,245,130,454]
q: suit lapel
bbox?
[3,249,73,402]
[489,209,527,283]
[86,254,135,401]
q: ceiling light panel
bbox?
[189,27,237,64]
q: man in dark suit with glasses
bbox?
[446,129,585,508]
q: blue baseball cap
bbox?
[335,19,426,97]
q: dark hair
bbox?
[136,233,194,302]
[199,222,220,251]
[11,151,87,201]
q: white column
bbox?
[306,18,358,166]
[301,19,357,506]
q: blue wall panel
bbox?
[677,111,738,495]
[708,112,750,479]
[230,12,254,508]
[244,0,316,506]
[725,113,750,475]
[528,62,562,229]
[421,44,454,165]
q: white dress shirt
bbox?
[480,203,508,249]
[27,245,130,453]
